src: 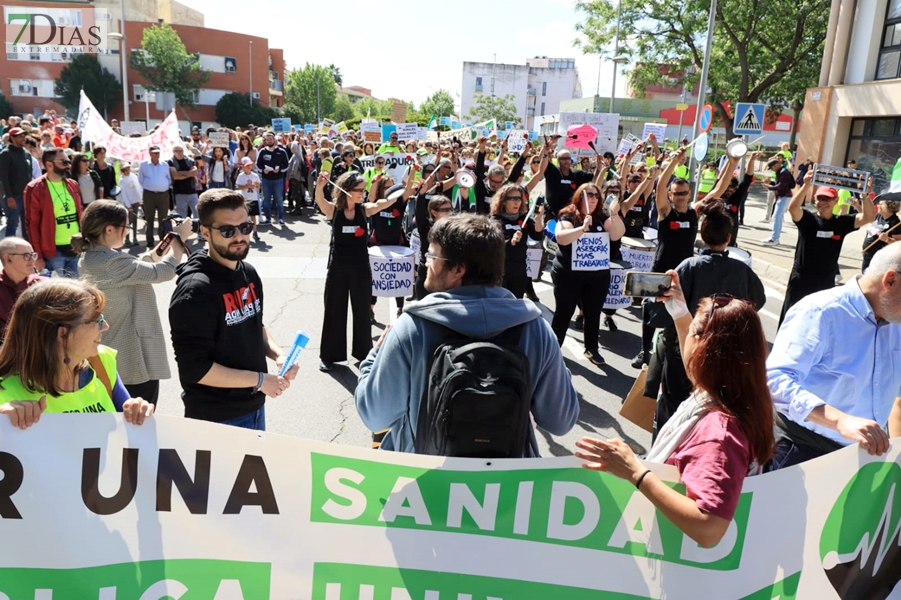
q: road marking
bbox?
[563,336,588,362]
[764,286,785,301]
[759,308,780,322]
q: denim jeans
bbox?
[174,193,199,218]
[770,195,792,242]
[45,254,80,278]
[3,195,22,238]
[219,405,265,431]
[261,178,285,221]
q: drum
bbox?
[729,246,752,268]
[409,229,422,266]
[543,219,559,256]
[526,237,544,281]
[369,246,415,298]
[604,266,632,309]
[621,237,657,273]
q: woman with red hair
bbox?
[576,272,775,548]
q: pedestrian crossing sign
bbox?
[733,102,765,135]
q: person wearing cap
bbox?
[777,169,874,327]
[138,145,173,247]
[169,144,199,219]
[236,157,262,242]
[0,127,34,238]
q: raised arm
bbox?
[854,181,876,229]
[621,167,657,213]
[655,146,685,220]
[314,171,337,220]
[708,155,740,201]
[787,169,813,222]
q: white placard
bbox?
[572,231,610,271]
[361,123,382,143]
[209,132,230,148]
[604,267,632,308]
[557,112,620,157]
[507,130,530,154]
[395,123,418,142]
[358,154,416,185]
[369,245,415,297]
[118,121,146,136]
[641,122,668,142]
[526,247,543,279]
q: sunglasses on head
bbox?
[705,293,753,327]
[210,222,254,238]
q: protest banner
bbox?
[1,415,899,599]
[359,154,415,183]
[641,122,668,142]
[572,232,611,271]
[604,267,632,309]
[812,164,872,195]
[209,132,230,148]
[395,123,418,142]
[558,112,620,157]
[391,101,408,124]
[506,130,530,154]
[361,123,382,143]
[271,118,292,133]
[77,91,180,162]
[368,246,415,297]
[118,121,145,137]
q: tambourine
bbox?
[455,169,476,188]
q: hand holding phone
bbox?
[624,272,673,298]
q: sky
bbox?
[181,0,623,109]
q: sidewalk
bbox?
[731,187,869,294]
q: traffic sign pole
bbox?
[690,0,717,205]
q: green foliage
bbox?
[328,64,343,87]
[54,54,121,116]
[129,22,211,111]
[329,95,356,122]
[419,89,456,118]
[342,113,432,131]
[284,63,337,125]
[575,0,828,133]
[467,94,520,126]
[215,92,278,129]
[0,94,13,119]
[353,98,394,119]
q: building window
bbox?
[876,0,901,80]
[540,102,546,116]
[542,82,547,96]
[845,117,901,195]
[475,76,483,93]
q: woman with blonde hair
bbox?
[489,183,545,298]
[0,279,155,428]
[75,200,191,406]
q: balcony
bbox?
[527,87,536,96]
[269,80,283,95]
[475,84,483,92]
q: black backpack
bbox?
[414,324,533,458]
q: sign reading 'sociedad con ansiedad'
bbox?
[0,415,899,598]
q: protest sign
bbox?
[451,121,463,130]
[381,124,397,143]
[368,246,416,297]
[361,123,382,143]
[572,232,610,271]
[304,124,315,133]
[359,153,415,183]
[416,127,429,141]
[439,117,451,126]
[77,91,180,162]
[641,122,668,142]
[271,118,292,133]
[617,137,635,156]
[320,118,335,135]
[391,101,408,124]
[395,123,418,142]
[2,415,900,599]
[209,132,230,148]
[812,164,871,195]
[118,121,145,137]
[505,120,514,130]
[336,122,349,134]
[526,247,543,279]
[604,267,632,309]
[558,112,619,157]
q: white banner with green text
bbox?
[0,415,899,599]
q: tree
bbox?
[54,54,121,118]
[467,94,520,126]
[0,94,13,120]
[284,63,337,124]
[328,64,343,87]
[575,0,829,134]
[353,97,394,119]
[215,92,278,129]
[129,22,211,118]
[420,89,455,118]
[329,94,356,122]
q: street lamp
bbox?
[249,41,253,107]
[609,55,628,114]
[108,35,129,122]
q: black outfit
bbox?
[370,186,408,309]
[331,160,359,182]
[169,252,268,422]
[93,161,117,198]
[862,212,900,271]
[722,173,753,245]
[649,249,767,435]
[472,151,528,214]
[543,163,593,217]
[169,156,196,194]
[0,144,32,198]
[321,204,372,363]
[778,211,857,326]
[125,380,160,407]
[491,213,543,298]
[256,145,290,181]
[621,193,650,238]
[550,212,611,353]
[414,190,434,300]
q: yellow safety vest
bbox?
[699,170,717,193]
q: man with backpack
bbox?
[355,213,579,458]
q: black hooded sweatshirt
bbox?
[169,251,267,421]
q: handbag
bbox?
[642,297,673,329]
[619,365,656,433]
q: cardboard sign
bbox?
[526,247,543,279]
[391,101,408,124]
[558,112,619,158]
[604,267,633,309]
[812,164,871,195]
[507,130,530,154]
[361,123,382,143]
[395,123,418,142]
[641,122,668,142]
[209,132,230,148]
[572,231,610,271]
[369,246,416,297]
[118,121,146,137]
[271,118,292,133]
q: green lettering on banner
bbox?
[310,453,751,570]
[310,562,654,599]
[738,572,800,600]
[0,559,270,599]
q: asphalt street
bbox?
[143,192,812,459]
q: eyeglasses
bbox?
[505,195,523,201]
[351,186,366,193]
[8,252,37,260]
[425,253,449,263]
[585,192,600,199]
[608,188,621,192]
[672,191,690,197]
[434,207,453,213]
[56,159,72,166]
[489,178,505,185]
[73,314,105,330]
[209,222,254,238]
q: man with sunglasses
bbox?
[169,189,298,431]
[0,237,45,337]
[23,148,84,277]
[377,132,402,155]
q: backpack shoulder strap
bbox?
[490,322,527,349]
[87,355,114,400]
